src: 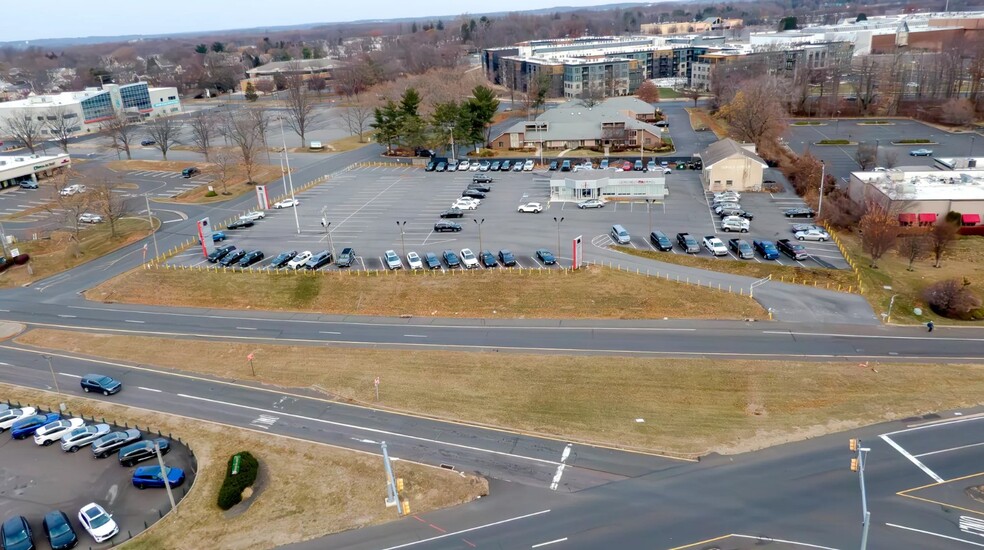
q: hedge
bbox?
[217,451,259,510]
[896,139,931,144]
[818,139,850,145]
[959,226,984,236]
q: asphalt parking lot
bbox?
[165,164,848,271]
[0,405,195,549]
[123,168,210,199]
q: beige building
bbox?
[698,139,767,192]
[641,17,742,36]
[848,168,984,226]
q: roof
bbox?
[854,169,984,201]
[247,58,340,75]
[699,138,767,168]
[495,97,662,142]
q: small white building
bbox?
[848,168,984,226]
[550,170,667,202]
[0,153,72,191]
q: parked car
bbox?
[181,167,200,178]
[633,160,644,171]
[1,515,33,550]
[77,503,118,543]
[702,236,728,256]
[713,191,741,202]
[270,250,298,268]
[795,228,830,241]
[33,418,85,446]
[60,424,111,452]
[457,160,470,171]
[0,408,35,432]
[238,250,265,267]
[140,139,155,146]
[716,206,752,219]
[498,249,517,267]
[434,221,462,232]
[80,374,122,395]
[19,181,38,189]
[620,161,633,171]
[201,231,226,243]
[649,230,673,251]
[512,160,525,172]
[78,212,103,223]
[791,223,823,233]
[713,203,741,215]
[467,182,492,192]
[560,160,572,172]
[753,240,780,260]
[274,198,299,209]
[219,249,247,266]
[777,239,809,260]
[577,199,605,209]
[720,216,750,233]
[304,250,333,270]
[459,248,479,269]
[425,161,436,171]
[452,198,479,210]
[517,202,543,213]
[490,161,501,171]
[480,250,497,268]
[11,412,61,440]
[647,160,657,172]
[500,160,512,171]
[287,251,312,270]
[59,184,85,196]
[472,173,493,183]
[91,429,142,459]
[423,252,441,269]
[406,251,423,270]
[42,510,78,550]
[435,161,447,172]
[676,233,700,254]
[655,120,669,127]
[548,160,559,171]
[384,250,403,270]
[335,247,355,268]
[225,219,253,230]
[442,250,461,268]
[207,245,235,263]
[523,159,535,171]
[239,211,266,222]
[469,161,481,171]
[462,189,486,199]
[728,238,755,259]
[536,249,556,265]
[784,207,816,218]
[132,466,186,490]
[118,438,171,467]
[909,148,934,157]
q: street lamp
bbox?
[155,439,177,511]
[396,221,407,258]
[42,355,59,393]
[553,216,564,263]
[277,117,301,235]
[473,218,485,253]
[320,207,335,260]
[817,160,826,218]
[849,438,872,550]
[645,199,656,236]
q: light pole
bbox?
[445,123,456,161]
[817,160,826,217]
[42,355,59,393]
[971,136,976,158]
[278,117,301,235]
[144,194,159,260]
[886,294,899,323]
[473,218,485,253]
[396,221,407,258]
[553,216,564,262]
[849,438,872,550]
[155,440,177,511]
[645,199,656,236]
[835,111,841,137]
[320,207,335,260]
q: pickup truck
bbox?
[777,239,808,261]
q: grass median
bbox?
[84,264,767,320]
[17,329,984,457]
[0,382,486,550]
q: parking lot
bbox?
[164,163,848,272]
[0,404,195,549]
[123,168,210,199]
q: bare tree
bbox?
[858,202,898,268]
[716,76,788,150]
[209,148,237,195]
[929,218,959,268]
[681,87,701,108]
[883,149,899,169]
[188,109,216,161]
[101,110,136,160]
[939,98,975,126]
[145,116,179,160]
[855,142,877,171]
[88,176,129,239]
[47,175,92,238]
[1,110,44,154]
[223,111,264,184]
[308,75,328,97]
[282,63,319,145]
[44,106,78,154]
[851,55,879,116]
[577,83,606,108]
[340,95,375,142]
[896,230,928,271]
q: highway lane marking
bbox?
[879,434,944,482]
[762,330,983,342]
[138,386,162,393]
[175,393,564,466]
[730,534,837,549]
[915,440,984,458]
[57,372,81,378]
[124,320,145,324]
[531,537,567,548]
[57,315,77,318]
[886,522,984,547]
[403,334,428,338]
[319,331,341,335]
[549,444,572,491]
[236,327,257,331]
[378,509,551,550]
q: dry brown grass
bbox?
[84,264,766,320]
[685,107,728,138]
[17,329,984,457]
[0,383,486,550]
[106,160,203,173]
[324,134,372,153]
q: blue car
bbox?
[132,465,186,489]
[42,510,78,550]
[753,240,780,260]
[536,249,556,265]
[80,374,122,395]
[0,515,33,550]
[200,231,226,244]
[442,250,461,268]
[11,412,61,439]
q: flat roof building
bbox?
[0,153,72,191]
[848,168,984,226]
[550,170,667,203]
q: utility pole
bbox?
[645,199,655,236]
[553,217,564,263]
[817,160,826,217]
[156,440,177,511]
[396,221,407,258]
[380,441,407,517]
[278,117,300,235]
[849,438,872,550]
[42,355,59,393]
[474,218,484,253]
[144,194,159,260]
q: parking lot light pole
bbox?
[474,218,484,253]
[553,217,564,262]
[397,221,407,258]
[144,194,159,260]
[155,440,177,512]
[817,160,826,217]
[645,199,655,236]
[42,354,59,393]
[278,117,301,235]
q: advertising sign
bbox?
[197,217,215,258]
[255,185,270,210]
[572,235,583,269]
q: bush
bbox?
[922,278,982,319]
[205,190,218,197]
[12,254,30,265]
[896,139,931,144]
[817,139,850,145]
[217,451,259,510]
[959,226,984,236]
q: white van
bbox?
[611,224,631,244]
[721,216,750,233]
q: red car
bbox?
[621,161,632,171]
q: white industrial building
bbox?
[550,171,667,202]
[0,153,72,191]
[848,168,984,226]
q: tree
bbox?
[523,74,551,118]
[466,85,500,149]
[211,42,225,53]
[145,116,179,160]
[896,230,928,271]
[282,63,319,145]
[89,176,129,239]
[855,142,877,171]
[858,203,898,268]
[851,56,879,116]
[194,44,208,54]
[101,109,136,160]
[48,171,92,238]
[188,109,216,161]
[577,83,607,108]
[636,81,660,103]
[681,87,701,107]
[1,110,44,154]
[928,218,959,268]
[254,79,275,94]
[340,96,375,143]
[922,278,982,318]
[716,76,788,150]
[308,75,327,97]
[778,16,797,31]
[856,13,867,22]
[44,106,77,153]
[209,149,237,195]
[940,98,975,126]
[244,82,259,102]
[372,101,401,153]
[223,110,264,184]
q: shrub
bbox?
[922,278,982,319]
[895,139,931,144]
[12,254,30,265]
[817,139,850,145]
[217,451,259,510]
[205,190,218,198]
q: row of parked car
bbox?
[435,173,496,231]
[426,159,536,172]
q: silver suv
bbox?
[61,423,111,452]
[91,429,142,458]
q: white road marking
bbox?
[403,334,428,338]
[236,327,257,331]
[57,314,76,318]
[730,534,838,549]
[532,538,568,548]
[915,440,984,458]
[760,330,982,342]
[886,522,984,547]
[879,434,944,482]
[124,320,145,324]
[138,386,162,393]
[379,509,551,550]
[58,372,82,378]
[960,516,984,537]
[319,331,341,335]
[549,443,573,490]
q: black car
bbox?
[717,206,754,220]
[181,167,199,178]
[118,438,171,467]
[336,247,355,267]
[219,249,247,266]
[498,249,517,266]
[270,250,298,268]
[536,249,556,265]
[207,245,236,263]
[676,232,700,254]
[42,510,77,550]
[140,139,156,146]
[461,189,486,199]
[442,250,461,268]
[777,238,809,260]
[784,207,816,218]
[305,250,333,270]
[226,218,254,230]
[548,160,559,171]
[425,161,436,171]
[238,250,265,267]
[434,222,462,232]
[1,515,33,550]
[490,161,501,171]
[467,183,492,192]
[423,252,441,269]
[500,160,512,171]
[649,230,673,251]
[92,429,142,459]
[479,250,497,268]
[472,173,493,183]
[440,208,464,219]
[80,374,122,395]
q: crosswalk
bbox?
[128,170,188,179]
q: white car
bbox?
[662,167,672,175]
[59,184,86,196]
[384,250,403,270]
[457,160,470,171]
[79,212,103,223]
[577,199,605,209]
[34,418,85,446]
[274,199,299,209]
[0,407,36,432]
[469,161,481,171]
[713,191,741,201]
[517,202,543,213]
[702,236,728,256]
[459,248,479,269]
[452,199,480,210]
[78,503,119,543]
[795,229,831,242]
[60,423,111,452]
[523,159,535,171]
[239,211,266,222]
[287,250,313,269]
[406,251,423,270]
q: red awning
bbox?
[918,213,938,223]
[898,213,916,223]
[962,213,981,225]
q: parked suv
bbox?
[91,429,142,459]
[649,230,673,251]
[720,216,750,233]
[335,247,355,268]
[753,240,780,260]
[777,239,808,261]
[676,232,700,254]
[118,438,171,467]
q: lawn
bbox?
[17,330,984,457]
[0,383,486,550]
[684,107,728,138]
[323,134,372,153]
[84,264,767,320]
[0,218,158,288]
[657,87,681,99]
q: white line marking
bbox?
[915,441,984,458]
[886,523,984,547]
[532,538,568,548]
[730,534,838,549]
[57,314,76,318]
[880,434,944,482]
[760,330,982,342]
[379,509,551,550]
[549,443,573,490]
[319,331,341,335]
[124,319,145,324]
[884,414,984,436]
[403,334,428,338]
[138,387,162,393]
[58,372,81,378]
[236,327,257,331]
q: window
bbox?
[726,180,733,187]
[713,180,721,185]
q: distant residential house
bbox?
[239,58,339,92]
[699,138,768,192]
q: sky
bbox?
[4,0,619,42]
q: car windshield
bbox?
[49,519,71,536]
[5,525,27,543]
[462,251,474,259]
[88,511,111,528]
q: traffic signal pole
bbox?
[850,438,872,550]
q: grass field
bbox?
[684,107,728,138]
[17,330,984,457]
[0,383,485,550]
[84,264,766,320]
[324,134,372,153]
[0,218,157,288]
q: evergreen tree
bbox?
[244,82,259,102]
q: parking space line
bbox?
[880,434,944,482]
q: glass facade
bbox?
[120,83,152,112]
[80,92,113,123]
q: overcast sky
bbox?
[5,0,617,42]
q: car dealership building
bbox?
[0,153,72,191]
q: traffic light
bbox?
[401,500,411,515]
[397,478,404,493]
[851,458,859,472]
[849,438,858,452]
